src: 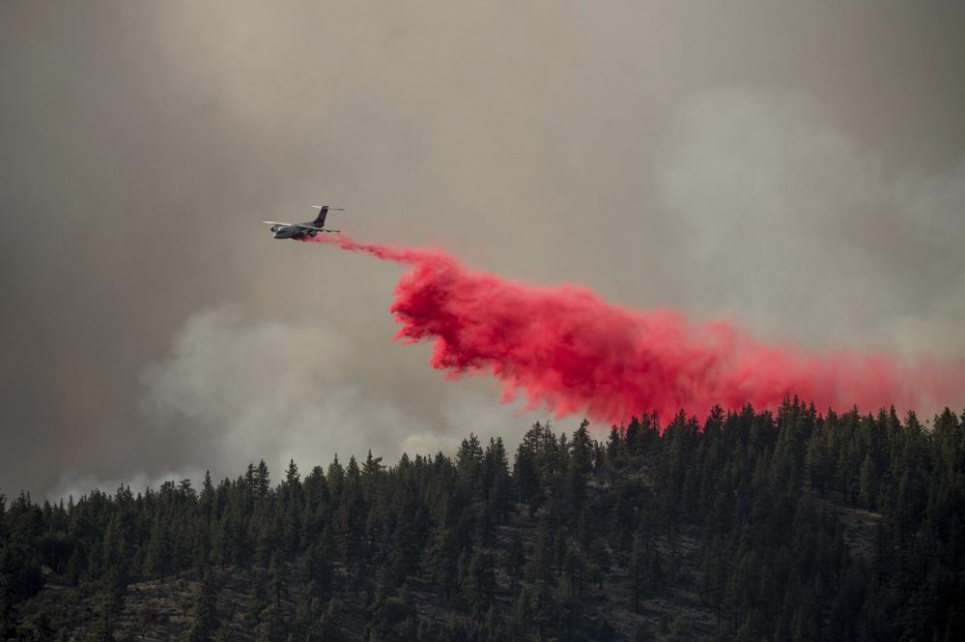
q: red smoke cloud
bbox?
[308,235,964,424]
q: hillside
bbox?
[2,400,964,641]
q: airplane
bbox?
[263,205,345,239]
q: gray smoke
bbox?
[138,306,532,487]
[1,0,963,497]
[660,89,965,353]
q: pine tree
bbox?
[317,599,344,642]
[859,453,878,510]
[458,549,496,621]
[182,573,218,642]
[427,528,458,601]
[281,460,303,555]
[507,530,525,590]
[254,460,271,502]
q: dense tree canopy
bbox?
[2,399,963,640]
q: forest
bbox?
[1,399,964,641]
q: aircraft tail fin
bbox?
[312,205,330,228]
[310,204,343,228]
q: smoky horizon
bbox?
[2,0,965,498]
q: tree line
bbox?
[1,398,963,640]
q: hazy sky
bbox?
[2,0,964,498]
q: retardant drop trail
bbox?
[306,234,965,425]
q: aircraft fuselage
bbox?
[270,223,317,240]
[264,205,342,239]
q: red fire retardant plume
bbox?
[307,235,964,425]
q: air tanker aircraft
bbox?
[263,205,345,239]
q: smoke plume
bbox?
[311,235,965,425]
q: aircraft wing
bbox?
[262,220,294,226]
[293,224,340,233]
